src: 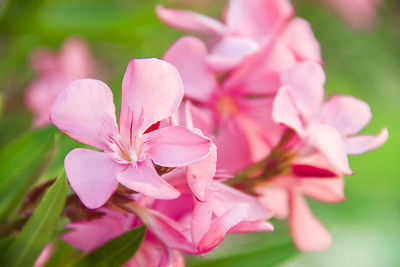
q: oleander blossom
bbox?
[273,61,388,174]
[50,58,212,209]
[25,37,94,127]
[157,0,321,71]
[165,36,294,173]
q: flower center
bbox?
[216,94,239,118]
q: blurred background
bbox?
[0,0,399,266]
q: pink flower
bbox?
[256,153,345,252]
[273,61,388,174]
[149,168,274,253]
[63,208,182,267]
[165,36,293,173]
[25,37,94,127]
[322,0,382,30]
[157,0,321,71]
[50,58,212,209]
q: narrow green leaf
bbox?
[2,171,68,267]
[188,242,298,267]
[73,225,146,267]
[0,126,57,222]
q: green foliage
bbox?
[2,171,68,267]
[188,242,298,267]
[0,126,57,222]
[72,226,146,267]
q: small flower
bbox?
[273,61,388,174]
[50,58,212,209]
[25,37,94,127]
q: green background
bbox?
[0,0,398,266]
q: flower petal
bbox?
[156,4,226,36]
[187,143,217,201]
[164,37,217,103]
[224,37,296,95]
[207,36,259,72]
[308,124,352,174]
[143,125,211,167]
[256,186,289,219]
[59,37,94,79]
[209,181,271,221]
[191,198,213,247]
[120,58,184,137]
[289,193,332,252]
[229,220,274,233]
[318,95,372,136]
[226,0,294,39]
[345,128,388,155]
[198,204,248,253]
[280,61,325,119]
[116,159,180,199]
[50,79,119,151]
[281,17,322,63]
[299,177,346,203]
[272,86,306,136]
[64,148,121,209]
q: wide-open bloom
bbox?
[50,58,212,209]
[157,0,321,71]
[273,61,388,174]
[256,153,345,252]
[25,37,94,127]
[165,36,295,173]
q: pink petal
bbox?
[289,193,332,252]
[345,128,388,155]
[116,159,180,199]
[229,220,274,233]
[256,186,289,219]
[198,204,248,253]
[224,37,296,95]
[50,79,119,151]
[214,118,252,173]
[30,48,58,74]
[187,143,217,201]
[164,37,217,103]
[280,61,325,119]
[318,95,372,136]
[191,198,213,247]
[272,86,306,136]
[59,37,94,79]
[133,204,197,253]
[156,4,226,36]
[207,36,259,72]
[25,75,70,128]
[299,177,346,203]
[308,124,352,175]
[226,0,294,39]
[120,58,184,137]
[281,17,322,63]
[64,148,121,209]
[143,125,211,167]
[209,181,271,221]
[63,209,132,252]
[235,114,272,162]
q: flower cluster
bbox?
[28,0,387,266]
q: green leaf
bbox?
[73,225,146,267]
[0,126,56,222]
[2,171,68,267]
[187,241,298,267]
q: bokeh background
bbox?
[0,0,399,266]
